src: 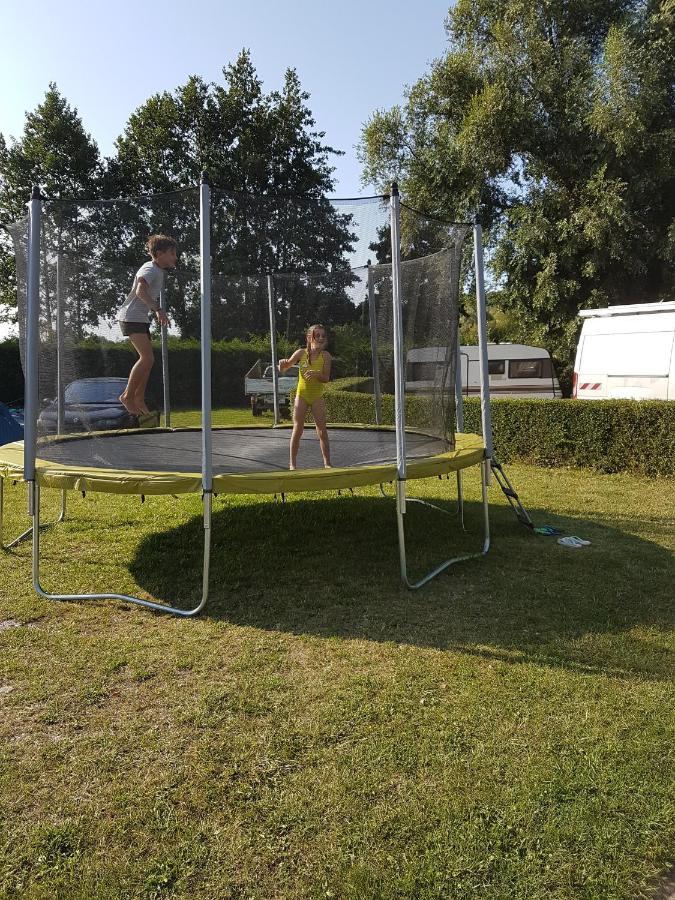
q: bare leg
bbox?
[312,399,331,467]
[120,332,154,415]
[290,396,308,469]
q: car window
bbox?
[64,381,124,403]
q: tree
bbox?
[0,84,102,330]
[359,0,674,369]
[113,51,359,339]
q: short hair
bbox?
[146,234,177,257]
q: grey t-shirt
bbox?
[117,260,165,322]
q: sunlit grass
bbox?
[0,413,673,899]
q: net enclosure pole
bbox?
[473,223,494,460]
[56,251,65,435]
[389,184,406,482]
[159,286,170,427]
[267,274,281,425]
[198,172,213,613]
[200,173,213,491]
[366,262,382,426]
[24,186,41,496]
[390,182,409,584]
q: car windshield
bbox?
[64,381,125,404]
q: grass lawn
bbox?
[0,409,673,899]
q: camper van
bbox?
[574,301,675,400]
[406,344,561,399]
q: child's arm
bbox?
[136,278,169,325]
[279,348,304,372]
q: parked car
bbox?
[37,378,160,434]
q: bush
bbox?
[326,390,675,477]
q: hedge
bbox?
[0,339,265,409]
[3,339,673,476]
[324,389,675,477]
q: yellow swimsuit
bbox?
[296,350,326,404]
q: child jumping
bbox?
[279,324,332,469]
[117,235,176,415]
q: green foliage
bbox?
[111,51,358,339]
[0,84,101,312]
[359,0,675,368]
[0,55,361,341]
[463,397,675,476]
[326,389,674,476]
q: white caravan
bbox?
[574,301,675,400]
[406,344,561,399]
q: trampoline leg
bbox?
[31,482,211,617]
[1,479,66,551]
[397,458,490,590]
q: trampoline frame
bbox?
[6,177,495,616]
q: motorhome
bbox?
[406,344,561,399]
[574,301,675,400]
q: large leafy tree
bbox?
[359,0,674,370]
[113,51,358,338]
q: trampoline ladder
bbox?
[490,457,534,529]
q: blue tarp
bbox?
[0,402,23,445]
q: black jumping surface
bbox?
[37,427,448,475]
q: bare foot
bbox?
[324,464,332,468]
[289,464,296,471]
[119,394,142,415]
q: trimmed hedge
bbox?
[0,339,266,409]
[325,389,675,477]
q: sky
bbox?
[0,0,453,196]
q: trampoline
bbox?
[5,177,496,617]
[0,427,485,495]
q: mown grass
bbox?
[0,409,673,899]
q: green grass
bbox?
[0,409,673,899]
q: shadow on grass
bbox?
[126,489,674,680]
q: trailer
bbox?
[244,360,299,416]
[406,344,561,399]
[574,301,675,400]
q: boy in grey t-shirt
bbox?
[117,235,176,415]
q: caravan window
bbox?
[508,358,553,379]
[409,362,440,380]
[488,360,505,375]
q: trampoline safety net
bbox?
[8,188,469,474]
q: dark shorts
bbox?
[120,321,151,337]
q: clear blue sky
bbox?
[1,0,452,195]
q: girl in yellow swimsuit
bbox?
[279,324,332,469]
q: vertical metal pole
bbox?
[473,223,494,460]
[454,328,465,527]
[267,274,281,425]
[159,285,170,427]
[24,187,41,505]
[390,184,406,480]
[200,173,212,492]
[390,182,408,580]
[454,328,465,433]
[366,262,382,426]
[56,251,65,435]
